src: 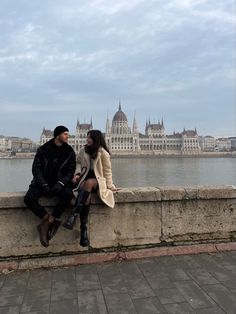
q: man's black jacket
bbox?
[31,139,76,188]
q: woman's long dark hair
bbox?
[85,130,110,159]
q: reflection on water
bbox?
[0,157,235,192]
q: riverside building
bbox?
[40,103,203,155]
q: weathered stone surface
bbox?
[90,202,162,248]
[162,199,236,242]
[0,192,26,209]
[184,186,198,200]
[113,187,161,203]
[0,208,87,256]
[0,186,236,258]
[197,185,236,199]
[158,186,186,201]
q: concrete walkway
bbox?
[1,251,236,314]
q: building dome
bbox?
[112,103,128,122]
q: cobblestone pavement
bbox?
[1,251,236,313]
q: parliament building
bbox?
[40,103,201,155]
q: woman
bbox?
[63,130,119,246]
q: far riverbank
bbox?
[0,152,236,160]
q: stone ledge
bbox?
[0,185,236,209]
[0,186,236,260]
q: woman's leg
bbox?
[63,179,98,232]
[79,179,98,246]
[79,178,98,202]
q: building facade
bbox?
[215,138,231,152]
[105,104,140,153]
[0,136,11,152]
[229,137,236,151]
[75,120,93,152]
[200,136,216,152]
[41,103,228,155]
[0,136,34,153]
[105,105,200,154]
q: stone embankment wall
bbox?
[0,186,235,258]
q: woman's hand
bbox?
[72,174,81,184]
[109,186,121,193]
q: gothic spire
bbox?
[106,111,110,134]
[119,100,121,111]
[132,111,138,134]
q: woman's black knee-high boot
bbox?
[63,189,90,230]
[80,204,90,247]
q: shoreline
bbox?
[0,152,235,160]
[111,154,236,159]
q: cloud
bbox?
[0,0,235,139]
[2,104,76,113]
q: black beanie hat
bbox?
[53,125,69,138]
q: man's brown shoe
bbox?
[48,220,61,240]
[37,219,51,247]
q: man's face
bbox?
[58,131,69,144]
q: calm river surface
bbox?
[0,157,235,192]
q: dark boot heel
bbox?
[80,227,90,247]
[63,214,78,230]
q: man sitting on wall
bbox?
[24,125,76,247]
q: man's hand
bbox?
[42,184,50,194]
[51,181,64,194]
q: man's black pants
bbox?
[24,185,74,219]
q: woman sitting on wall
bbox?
[63,130,120,246]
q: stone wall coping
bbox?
[0,185,236,209]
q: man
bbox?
[24,125,76,247]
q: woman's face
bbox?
[87,134,94,146]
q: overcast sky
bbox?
[0,0,235,141]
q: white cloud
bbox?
[167,0,235,26]
[0,0,235,137]
[89,0,146,15]
[2,104,77,113]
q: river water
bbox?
[0,157,235,192]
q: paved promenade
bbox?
[1,251,236,313]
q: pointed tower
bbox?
[161,117,164,127]
[106,111,111,134]
[132,112,138,134]
[42,127,46,136]
[145,119,148,135]
[90,117,93,128]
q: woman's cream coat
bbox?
[74,147,115,208]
